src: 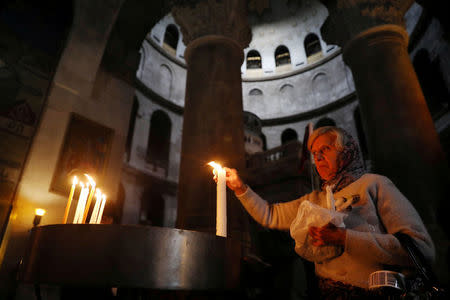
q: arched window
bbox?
[146,110,172,173]
[125,96,139,161]
[163,24,179,55]
[281,128,298,144]
[275,45,291,66]
[304,34,322,57]
[304,33,323,63]
[246,50,262,69]
[314,117,336,129]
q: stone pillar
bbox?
[320,0,449,280]
[344,24,449,224]
[172,0,251,236]
[320,0,449,223]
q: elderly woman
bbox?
[220,126,434,299]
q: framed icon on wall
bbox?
[50,113,114,195]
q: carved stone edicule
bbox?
[319,0,414,47]
[171,0,252,49]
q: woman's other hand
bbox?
[308,223,346,246]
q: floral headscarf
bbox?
[314,128,366,192]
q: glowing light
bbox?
[84,174,95,185]
[207,161,223,171]
[35,208,46,216]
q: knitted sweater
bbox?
[236,173,435,288]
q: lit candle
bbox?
[89,189,102,224]
[63,176,78,224]
[326,185,335,211]
[73,182,88,223]
[208,161,227,237]
[96,194,107,224]
[33,208,46,227]
[82,174,96,223]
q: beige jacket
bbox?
[237,173,435,288]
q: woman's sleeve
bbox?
[345,176,435,266]
[236,186,304,230]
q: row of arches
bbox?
[127,98,371,176]
[246,33,323,69]
[248,83,294,96]
[160,24,324,70]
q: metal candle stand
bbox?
[19,224,241,296]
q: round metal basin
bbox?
[20,225,241,290]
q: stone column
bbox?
[319,1,449,232]
[172,0,251,236]
[320,2,450,282]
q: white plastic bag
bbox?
[289,189,347,263]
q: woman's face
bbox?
[311,133,341,181]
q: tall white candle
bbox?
[82,174,96,223]
[208,161,227,237]
[96,194,107,224]
[74,183,89,223]
[217,167,227,237]
[73,182,84,223]
[89,189,102,224]
[63,176,78,224]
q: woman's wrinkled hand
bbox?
[308,223,346,246]
[213,167,247,195]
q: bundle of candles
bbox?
[62,174,107,224]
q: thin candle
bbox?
[73,182,85,223]
[63,176,78,224]
[89,189,102,224]
[208,161,227,237]
[82,174,96,223]
[77,183,90,223]
[96,194,107,224]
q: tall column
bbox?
[320,0,449,280]
[172,0,251,235]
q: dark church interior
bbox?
[0,0,449,299]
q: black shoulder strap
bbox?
[393,232,437,285]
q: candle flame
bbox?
[35,208,46,216]
[102,194,107,201]
[72,176,78,185]
[80,182,85,188]
[207,161,223,171]
[84,174,96,186]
